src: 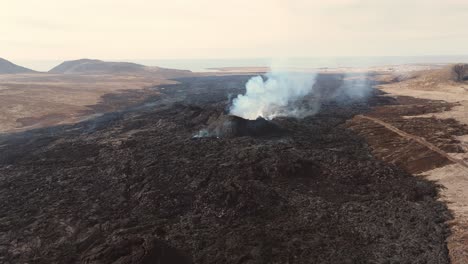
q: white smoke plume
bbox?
[229,65,374,121]
[229,71,316,120]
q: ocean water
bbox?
[15,55,468,72]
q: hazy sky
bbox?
[1,0,468,60]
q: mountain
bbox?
[49,59,192,76]
[0,58,36,74]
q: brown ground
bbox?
[347,66,468,263]
[0,73,190,133]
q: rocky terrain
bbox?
[0,74,453,263]
[0,58,36,74]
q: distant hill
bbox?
[401,64,465,86]
[49,59,192,77]
[0,58,36,74]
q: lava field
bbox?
[0,75,452,263]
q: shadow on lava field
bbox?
[0,75,452,263]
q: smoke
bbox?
[339,74,373,100]
[229,71,316,120]
[229,70,373,120]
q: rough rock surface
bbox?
[0,75,451,263]
[197,114,284,138]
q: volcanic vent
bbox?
[194,114,285,138]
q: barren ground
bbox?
[0,73,190,133]
[347,66,468,263]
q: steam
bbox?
[229,72,316,120]
[339,74,373,100]
[229,70,373,120]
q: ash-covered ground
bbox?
[0,75,451,263]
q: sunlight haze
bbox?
[1,0,468,60]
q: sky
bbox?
[1,0,468,61]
